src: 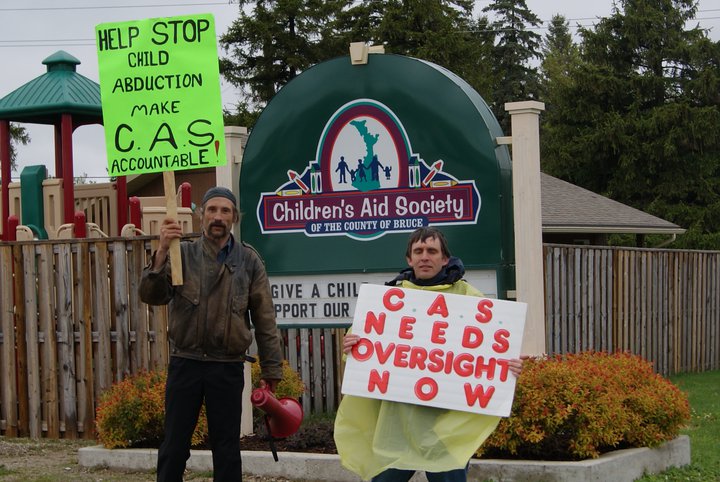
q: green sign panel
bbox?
[96,14,226,177]
[241,54,515,300]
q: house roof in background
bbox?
[541,173,685,235]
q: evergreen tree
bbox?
[363,0,495,98]
[540,14,579,83]
[219,0,347,120]
[541,0,720,248]
[219,0,495,128]
[538,15,581,186]
[482,0,542,132]
[369,0,475,64]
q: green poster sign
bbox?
[96,14,226,177]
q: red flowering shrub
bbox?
[477,351,690,460]
[95,361,304,449]
[95,369,208,449]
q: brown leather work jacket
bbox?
[139,235,283,380]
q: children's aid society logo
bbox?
[257,99,481,240]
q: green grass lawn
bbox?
[637,369,720,481]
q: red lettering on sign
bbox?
[474,356,497,380]
[383,288,405,311]
[427,349,444,373]
[408,346,428,369]
[461,325,483,348]
[427,294,449,317]
[351,338,373,361]
[368,369,390,393]
[444,351,455,374]
[364,311,386,335]
[415,377,438,401]
[431,320,449,344]
[399,316,416,339]
[492,329,510,353]
[464,383,495,408]
[496,359,510,381]
[475,299,494,323]
[394,344,411,367]
[374,341,396,364]
[453,352,475,377]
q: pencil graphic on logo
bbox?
[430,180,457,188]
[422,160,444,187]
[287,170,310,193]
[276,189,303,196]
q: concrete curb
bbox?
[78,435,690,482]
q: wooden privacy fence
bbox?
[0,236,343,439]
[1,238,719,439]
[0,237,170,439]
[544,244,720,376]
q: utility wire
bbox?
[0,2,235,12]
[1,5,718,47]
[5,16,720,48]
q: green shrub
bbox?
[95,369,208,449]
[478,351,691,460]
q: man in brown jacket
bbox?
[140,186,283,482]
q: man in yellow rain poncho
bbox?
[334,227,524,482]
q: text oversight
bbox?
[351,288,514,408]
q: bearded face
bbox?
[201,197,238,244]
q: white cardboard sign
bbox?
[341,284,527,417]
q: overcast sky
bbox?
[2,0,720,181]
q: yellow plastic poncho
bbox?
[333,280,501,481]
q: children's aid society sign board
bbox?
[342,284,527,417]
[96,14,227,177]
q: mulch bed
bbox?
[130,420,337,454]
[241,419,338,455]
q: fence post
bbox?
[7,214,18,241]
[74,211,87,238]
[129,196,142,228]
[179,182,192,208]
[116,176,128,233]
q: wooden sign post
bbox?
[96,14,228,285]
[163,171,183,285]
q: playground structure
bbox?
[0,123,247,242]
[0,123,246,241]
[0,50,243,242]
[0,167,194,241]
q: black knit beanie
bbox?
[201,186,237,206]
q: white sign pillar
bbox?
[217,126,254,435]
[505,101,546,356]
[217,127,247,199]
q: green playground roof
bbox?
[0,50,102,125]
